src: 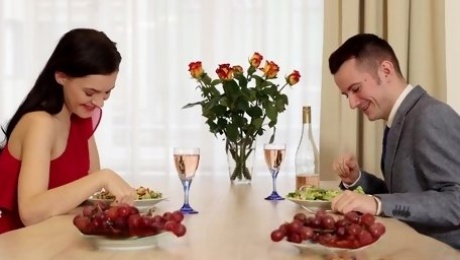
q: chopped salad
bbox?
[93,186,162,200]
[286,186,365,201]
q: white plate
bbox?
[286,197,331,211]
[287,240,371,255]
[82,232,166,250]
[87,197,168,212]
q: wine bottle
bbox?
[295,106,319,190]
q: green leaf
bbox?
[211,79,222,86]
[251,118,263,129]
[235,73,248,89]
[247,106,263,118]
[247,66,256,75]
[233,115,247,127]
[182,101,202,109]
[212,105,227,116]
[222,80,240,95]
[217,117,228,128]
[251,75,265,89]
[206,119,218,133]
[275,97,287,112]
[202,74,212,85]
[266,105,277,121]
[268,120,277,127]
[226,124,239,142]
[268,127,277,143]
[235,97,249,111]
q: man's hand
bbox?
[332,153,360,185]
[331,190,377,215]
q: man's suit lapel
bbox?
[384,86,426,191]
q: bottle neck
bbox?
[301,122,312,135]
[302,113,311,124]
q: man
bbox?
[328,33,460,249]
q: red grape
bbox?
[173,224,187,237]
[113,217,128,232]
[171,211,184,223]
[293,213,307,224]
[269,210,386,250]
[334,218,349,229]
[347,223,362,237]
[128,214,142,229]
[287,233,302,243]
[311,232,320,243]
[152,215,165,224]
[73,205,188,238]
[361,213,375,227]
[128,206,139,215]
[73,215,91,234]
[288,220,303,233]
[336,227,347,238]
[90,218,103,233]
[300,226,314,240]
[315,209,327,219]
[117,206,131,218]
[270,229,286,242]
[333,239,354,249]
[163,212,173,221]
[344,211,360,224]
[164,220,178,232]
[358,229,374,246]
[106,207,119,221]
[318,233,336,247]
[368,222,386,238]
[321,215,336,230]
[82,206,95,217]
[278,223,289,233]
[311,217,322,228]
[305,216,315,227]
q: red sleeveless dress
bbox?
[0,111,101,234]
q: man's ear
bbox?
[55,71,67,85]
[380,60,394,78]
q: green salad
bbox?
[286,186,364,201]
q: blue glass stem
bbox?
[182,179,192,207]
[264,168,284,200]
[180,178,198,214]
[271,169,279,193]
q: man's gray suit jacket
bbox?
[350,86,460,249]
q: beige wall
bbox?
[446,0,460,113]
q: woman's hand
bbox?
[100,169,136,204]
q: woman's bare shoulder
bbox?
[13,112,58,139]
[7,112,58,158]
[19,112,57,128]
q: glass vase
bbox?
[226,138,256,184]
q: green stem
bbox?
[228,136,255,181]
[278,83,288,92]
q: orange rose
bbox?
[188,61,204,79]
[286,70,301,86]
[216,64,233,80]
[260,61,279,79]
[232,65,244,75]
[249,52,263,68]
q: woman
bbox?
[0,28,135,234]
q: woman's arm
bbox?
[16,113,133,226]
[88,136,101,173]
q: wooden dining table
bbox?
[0,174,459,260]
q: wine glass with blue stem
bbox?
[264,143,286,200]
[173,147,200,214]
